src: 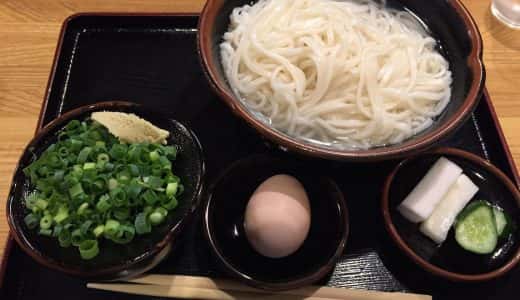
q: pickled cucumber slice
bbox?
[455,201,497,254]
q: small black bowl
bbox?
[6,101,205,280]
[382,147,520,282]
[203,155,349,290]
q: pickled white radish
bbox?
[398,157,463,223]
[420,174,479,243]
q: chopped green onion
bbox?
[71,228,83,246]
[53,205,69,223]
[126,180,142,199]
[83,162,96,170]
[95,141,106,150]
[69,139,83,152]
[93,225,104,237]
[77,202,89,215]
[37,165,49,177]
[77,147,92,163]
[104,219,120,238]
[158,156,172,170]
[166,182,178,197]
[89,131,102,141]
[161,196,178,210]
[135,212,151,235]
[40,215,53,229]
[96,194,111,212]
[149,151,160,162]
[143,206,154,214]
[128,145,142,163]
[35,199,48,210]
[39,228,52,236]
[142,190,158,205]
[108,178,118,190]
[65,120,81,134]
[52,170,65,182]
[69,183,84,198]
[162,145,177,159]
[114,207,130,221]
[104,162,114,171]
[111,224,135,244]
[52,225,63,237]
[71,165,83,178]
[128,164,140,176]
[109,144,127,160]
[80,220,93,235]
[110,188,127,207]
[92,179,105,192]
[146,176,163,190]
[117,171,131,183]
[79,240,99,260]
[149,211,165,225]
[155,207,168,217]
[24,192,39,210]
[58,147,69,158]
[97,153,110,164]
[24,213,39,229]
[21,119,183,260]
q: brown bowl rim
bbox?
[197,0,485,162]
[202,155,350,291]
[6,101,206,278]
[381,147,520,282]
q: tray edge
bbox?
[1,12,518,292]
[482,89,520,186]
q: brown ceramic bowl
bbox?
[6,101,205,280]
[198,0,485,162]
[382,147,520,282]
[203,155,349,290]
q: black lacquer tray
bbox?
[1,14,519,299]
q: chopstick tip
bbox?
[86,283,102,289]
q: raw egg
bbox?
[244,174,311,258]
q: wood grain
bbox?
[0,0,519,267]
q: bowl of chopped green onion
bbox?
[6,101,205,279]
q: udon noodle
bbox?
[220,0,452,149]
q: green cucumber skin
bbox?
[455,201,498,255]
[493,208,507,236]
[493,207,515,239]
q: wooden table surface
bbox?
[0,0,519,265]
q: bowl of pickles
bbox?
[382,147,520,282]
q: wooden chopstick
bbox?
[87,283,325,300]
[127,274,260,293]
[125,274,429,299]
[87,274,432,300]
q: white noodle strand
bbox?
[220,0,452,149]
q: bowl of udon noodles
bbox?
[198,0,484,161]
